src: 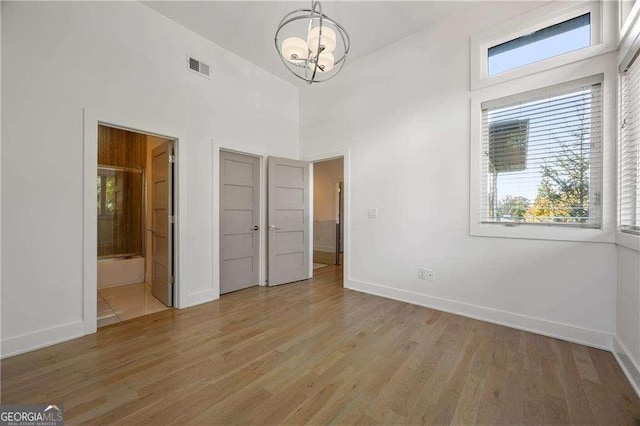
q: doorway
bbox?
[312,157,344,275]
[218,154,346,291]
[96,125,175,327]
[219,150,261,294]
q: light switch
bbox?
[367,208,378,219]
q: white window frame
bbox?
[471,1,617,91]
[617,0,640,252]
[470,60,617,243]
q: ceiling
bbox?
[144,1,467,87]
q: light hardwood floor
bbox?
[313,250,343,266]
[2,265,639,425]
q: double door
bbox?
[220,152,311,293]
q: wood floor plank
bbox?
[552,340,596,424]
[474,365,509,424]
[450,373,485,425]
[1,264,639,425]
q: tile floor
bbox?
[98,283,170,327]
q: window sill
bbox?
[616,231,640,252]
[470,222,615,243]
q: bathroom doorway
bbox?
[96,125,175,327]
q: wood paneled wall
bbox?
[97,125,146,258]
[98,125,147,168]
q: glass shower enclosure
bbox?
[97,165,144,259]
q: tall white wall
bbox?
[613,0,640,397]
[0,1,3,358]
[1,1,298,356]
[300,1,617,349]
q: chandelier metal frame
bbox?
[274,1,351,84]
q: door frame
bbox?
[83,108,187,335]
[304,149,350,287]
[218,148,265,292]
[333,179,344,256]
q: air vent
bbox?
[187,56,211,78]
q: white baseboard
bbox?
[345,278,612,350]
[184,289,217,308]
[1,281,614,361]
[1,289,218,357]
[613,336,640,398]
[1,321,85,359]
[313,245,335,253]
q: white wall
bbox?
[615,246,640,390]
[1,1,3,358]
[614,0,640,396]
[1,1,298,357]
[313,158,343,253]
[300,1,617,349]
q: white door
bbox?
[268,156,311,286]
[220,151,260,294]
[151,141,174,307]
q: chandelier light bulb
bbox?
[281,37,309,62]
[307,26,336,55]
[309,52,334,73]
[274,1,349,84]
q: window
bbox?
[97,169,117,216]
[488,13,591,76]
[480,76,603,227]
[470,1,615,90]
[620,55,640,235]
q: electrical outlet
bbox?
[418,267,435,281]
[367,208,378,219]
[417,267,427,280]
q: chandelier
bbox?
[274,1,350,85]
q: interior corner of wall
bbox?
[613,336,640,398]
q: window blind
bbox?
[480,77,603,227]
[620,55,640,235]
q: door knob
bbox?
[249,225,259,231]
[268,225,281,231]
[147,227,157,233]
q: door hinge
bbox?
[169,154,175,163]
[171,275,175,284]
[170,215,176,223]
